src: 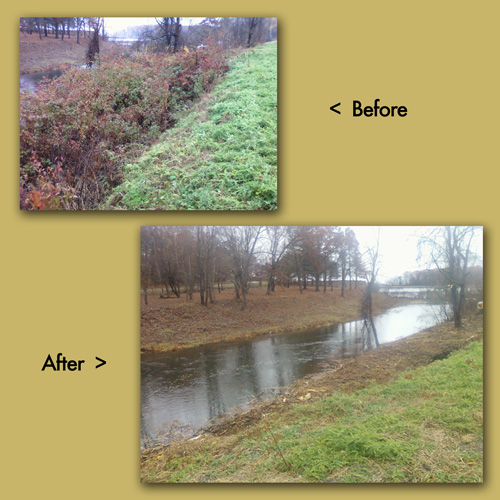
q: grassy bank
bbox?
[141,286,403,352]
[112,41,277,210]
[141,322,483,483]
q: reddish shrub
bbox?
[20,49,228,209]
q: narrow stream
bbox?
[141,303,448,448]
[20,69,65,91]
[20,65,88,92]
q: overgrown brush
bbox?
[20,48,228,210]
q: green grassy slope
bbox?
[279,341,483,482]
[111,42,277,210]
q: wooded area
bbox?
[141,226,482,330]
[141,226,365,310]
[20,17,278,53]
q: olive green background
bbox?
[2,0,497,497]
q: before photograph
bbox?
[20,17,277,210]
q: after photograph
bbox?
[140,226,483,483]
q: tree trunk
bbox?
[86,27,100,67]
[173,18,181,52]
[35,19,43,41]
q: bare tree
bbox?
[246,18,262,47]
[419,226,481,328]
[34,18,43,40]
[140,228,157,305]
[86,18,103,67]
[360,228,381,347]
[156,17,182,52]
[263,226,296,294]
[196,226,218,305]
[224,227,263,310]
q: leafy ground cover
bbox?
[141,286,402,352]
[20,46,229,209]
[112,41,277,210]
[141,316,483,483]
[20,33,131,74]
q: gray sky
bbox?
[103,17,204,36]
[350,226,483,283]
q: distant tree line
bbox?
[140,226,365,309]
[21,17,277,57]
[139,17,278,52]
[20,17,102,44]
[387,266,483,288]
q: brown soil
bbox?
[20,33,131,74]
[141,314,483,478]
[141,286,405,352]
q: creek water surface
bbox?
[141,302,448,448]
[20,69,65,91]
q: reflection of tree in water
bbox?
[360,319,379,350]
[361,281,380,349]
[337,317,379,357]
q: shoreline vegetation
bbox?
[141,313,483,483]
[20,33,277,210]
[141,286,406,352]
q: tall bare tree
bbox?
[224,226,263,310]
[246,18,262,47]
[419,226,481,328]
[360,228,381,347]
[263,226,295,294]
[156,17,182,52]
[86,18,103,67]
[196,226,218,305]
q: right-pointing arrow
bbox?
[330,102,341,115]
[96,357,106,369]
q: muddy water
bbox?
[141,303,448,448]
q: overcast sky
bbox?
[103,17,204,36]
[349,226,483,283]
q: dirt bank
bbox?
[141,313,483,470]
[141,286,406,352]
[20,33,131,74]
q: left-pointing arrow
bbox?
[330,102,341,114]
[96,357,106,369]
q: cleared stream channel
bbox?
[141,303,448,449]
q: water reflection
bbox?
[141,303,448,448]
